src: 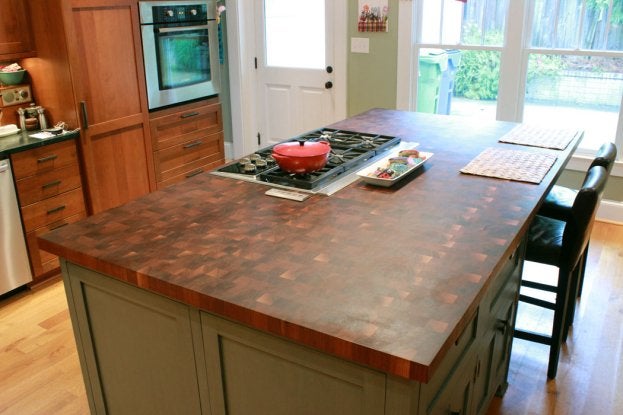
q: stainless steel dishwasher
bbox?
[0,158,32,295]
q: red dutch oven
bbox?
[272,140,331,174]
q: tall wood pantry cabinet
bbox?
[24,0,156,215]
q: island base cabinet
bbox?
[62,262,210,415]
[60,244,523,415]
[201,313,387,415]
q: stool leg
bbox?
[577,242,590,297]
[548,268,572,379]
[563,264,581,342]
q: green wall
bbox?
[347,0,399,116]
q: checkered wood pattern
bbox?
[39,109,580,382]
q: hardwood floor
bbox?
[0,221,621,414]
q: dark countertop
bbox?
[0,128,79,157]
[38,109,579,382]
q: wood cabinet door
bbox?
[64,0,155,213]
[0,0,35,58]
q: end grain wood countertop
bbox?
[38,109,580,383]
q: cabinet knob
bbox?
[496,319,509,335]
[325,81,333,89]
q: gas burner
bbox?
[213,127,401,193]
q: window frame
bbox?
[400,0,623,173]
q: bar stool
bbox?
[514,165,608,378]
[538,142,616,296]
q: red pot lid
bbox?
[273,140,331,157]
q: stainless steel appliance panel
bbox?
[139,0,221,110]
[0,159,32,295]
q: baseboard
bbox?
[597,200,623,225]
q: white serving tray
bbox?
[356,150,433,187]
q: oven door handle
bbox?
[156,24,210,34]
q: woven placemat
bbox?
[499,124,579,150]
[460,147,557,184]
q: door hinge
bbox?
[257,133,261,145]
[254,57,257,69]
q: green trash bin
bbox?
[417,49,448,113]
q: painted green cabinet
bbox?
[61,239,523,415]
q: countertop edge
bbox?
[39,236,432,382]
[0,129,79,157]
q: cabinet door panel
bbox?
[64,262,203,415]
[89,125,151,212]
[71,6,143,124]
[67,0,154,213]
[0,0,34,57]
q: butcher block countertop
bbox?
[38,109,580,383]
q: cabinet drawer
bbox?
[157,157,225,189]
[26,212,87,277]
[155,131,224,180]
[16,163,82,206]
[21,187,86,232]
[151,102,222,150]
[11,140,79,179]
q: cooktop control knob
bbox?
[190,9,197,15]
[166,9,174,17]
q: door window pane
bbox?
[524,54,623,151]
[264,0,325,69]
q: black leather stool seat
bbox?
[526,215,564,266]
[540,186,576,221]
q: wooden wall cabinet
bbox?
[150,99,225,189]
[61,0,156,214]
[10,140,86,283]
[23,0,156,214]
[0,0,36,60]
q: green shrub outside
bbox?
[454,24,564,100]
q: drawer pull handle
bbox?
[37,154,58,163]
[183,140,203,149]
[185,169,204,178]
[180,111,200,119]
[50,221,69,231]
[42,179,62,189]
[47,205,66,215]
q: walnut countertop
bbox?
[38,109,579,382]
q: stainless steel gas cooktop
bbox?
[212,128,401,195]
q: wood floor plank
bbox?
[0,221,621,414]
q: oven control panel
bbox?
[0,84,32,107]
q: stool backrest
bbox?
[590,142,617,175]
[562,165,608,272]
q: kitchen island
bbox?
[39,109,580,415]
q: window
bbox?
[412,0,623,157]
[264,0,325,69]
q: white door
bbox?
[255,0,346,147]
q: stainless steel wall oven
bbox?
[139,0,221,110]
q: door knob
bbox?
[326,66,333,73]
[325,81,333,89]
